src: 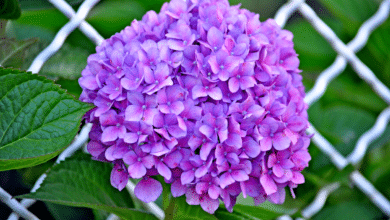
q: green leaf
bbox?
[0,0,21,20]
[0,38,39,69]
[18,0,83,10]
[86,0,146,38]
[286,19,343,72]
[45,202,93,220]
[15,8,68,32]
[214,210,247,220]
[313,201,382,220]
[55,78,83,99]
[318,0,378,35]
[321,74,387,114]
[309,104,376,156]
[366,143,390,198]
[232,204,294,220]
[0,68,92,171]
[165,196,217,220]
[18,153,158,220]
[93,209,110,220]
[39,43,90,80]
[360,18,390,86]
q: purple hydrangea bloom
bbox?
[79,0,311,214]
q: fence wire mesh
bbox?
[4,0,390,219]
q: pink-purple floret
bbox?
[79,0,311,214]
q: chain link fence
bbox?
[3,0,390,219]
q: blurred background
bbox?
[1,0,390,219]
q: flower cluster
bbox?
[79,0,311,214]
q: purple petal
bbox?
[168,39,186,51]
[186,188,200,205]
[267,153,277,168]
[87,141,105,157]
[240,76,256,90]
[165,151,183,168]
[260,137,272,151]
[200,196,219,214]
[99,110,118,126]
[228,78,240,93]
[129,162,147,179]
[123,151,138,165]
[157,162,172,180]
[155,128,171,140]
[195,165,208,178]
[142,155,155,169]
[143,108,158,125]
[110,164,128,191]
[273,165,284,178]
[170,101,185,115]
[287,116,306,132]
[207,27,224,50]
[101,126,123,143]
[273,133,291,150]
[125,105,143,122]
[171,179,187,197]
[105,145,116,161]
[153,113,165,128]
[127,92,144,105]
[135,177,162,203]
[79,76,98,90]
[220,173,235,189]
[200,142,216,160]
[199,125,214,138]
[167,125,186,138]
[192,85,207,99]
[243,138,261,158]
[207,87,222,100]
[292,171,305,184]
[208,55,220,74]
[226,133,242,148]
[181,170,195,185]
[268,187,286,204]
[260,174,277,195]
[123,132,138,144]
[231,170,249,182]
[208,184,220,200]
[226,153,240,165]
[196,182,209,195]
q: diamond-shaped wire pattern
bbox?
[6,0,390,219]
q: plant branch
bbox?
[7,123,92,220]
[0,187,39,220]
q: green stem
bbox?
[0,19,8,39]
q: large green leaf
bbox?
[0,38,39,69]
[18,0,83,10]
[360,18,390,86]
[45,202,94,220]
[86,0,146,38]
[308,104,376,169]
[15,8,68,32]
[39,43,90,80]
[285,19,342,72]
[318,0,378,35]
[165,195,218,220]
[0,68,92,171]
[366,143,390,198]
[232,204,295,220]
[0,0,21,20]
[320,74,387,114]
[313,201,383,220]
[18,153,158,220]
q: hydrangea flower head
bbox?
[80,0,311,214]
